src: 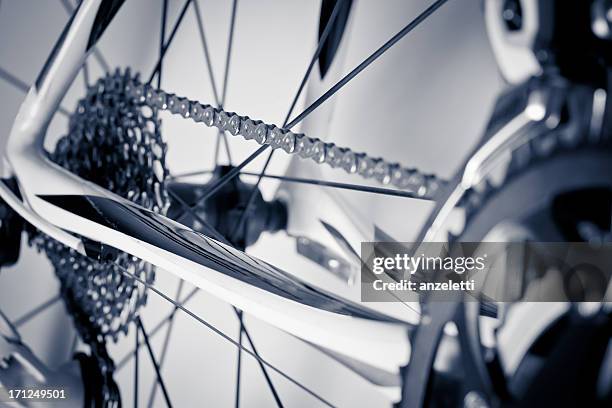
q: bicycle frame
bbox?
[0,0,413,397]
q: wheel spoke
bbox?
[285,0,450,129]
[192,0,232,165]
[0,65,70,116]
[220,0,238,107]
[116,264,335,408]
[167,188,229,243]
[13,295,61,328]
[146,279,184,408]
[282,0,346,128]
[180,1,448,217]
[147,0,193,84]
[192,0,221,105]
[134,320,140,408]
[175,145,269,223]
[137,317,174,408]
[116,287,200,370]
[0,308,21,341]
[240,172,430,199]
[234,309,243,408]
[157,0,169,89]
[232,307,284,407]
[226,0,346,242]
[170,168,434,199]
[215,0,239,164]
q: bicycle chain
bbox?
[126,76,444,200]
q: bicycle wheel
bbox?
[0,1,610,407]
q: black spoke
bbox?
[220,0,238,108]
[282,0,345,128]
[157,0,169,89]
[175,145,269,223]
[239,171,431,199]
[215,0,239,164]
[229,0,346,241]
[170,169,436,199]
[234,309,243,408]
[0,308,20,341]
[146,279,184,408]
[13,295,61,328]
[167,188,229,242]
[0,65,70,117]
[285,0,449,129]
[116,287,200,370]
[137,317,174,408]
[134,320,140,408]
[193,0,220,104]
[192,0,232,165]
[117,265,335,407]
[0,65,29,92]
[147,0,193,84]
[232,307,284,407]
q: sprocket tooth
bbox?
[33,68,169,341]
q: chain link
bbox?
[127,78,444,200]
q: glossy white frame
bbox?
[0,0,411,396]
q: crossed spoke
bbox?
[114,262,335,407]
[232,307,284,407]
[0,66,70,116]
[115,286,201,370]
[192,0,235,165]
[137,316,174,407]
[147,0,194,84]
[229,0,349,243]
[146,279,183,408]
[175,0,449,222]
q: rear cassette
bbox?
[31,68,170,341]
